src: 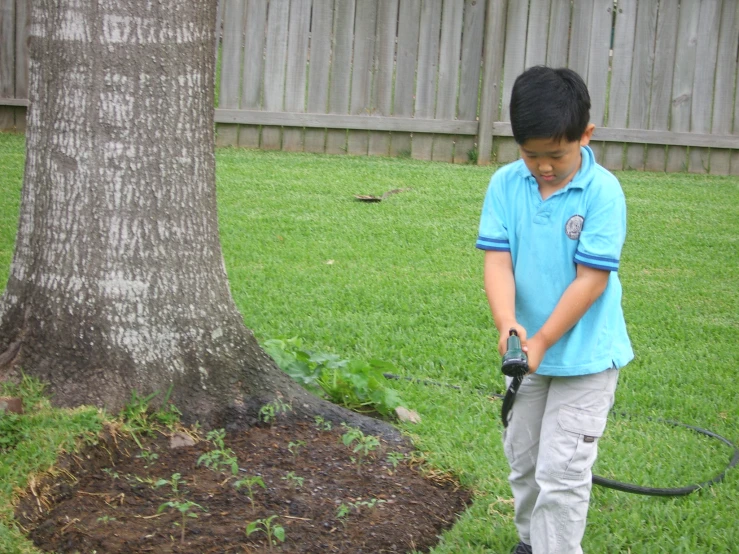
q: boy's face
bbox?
[519,124,595,194]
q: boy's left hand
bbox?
[522,334,548,373]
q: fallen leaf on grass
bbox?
[354,188,412,202]
[395,406,421,424]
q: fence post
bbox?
[477,0,507,165]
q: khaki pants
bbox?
[503,368,619,554]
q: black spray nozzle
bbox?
[501,328,529,378]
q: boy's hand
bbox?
[498,323,528,357]
[522,334,547,373]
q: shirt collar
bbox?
[517,145,595,192]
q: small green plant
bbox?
[152,402,182,430]
[281,471,304,489]
[386,451,405,469]
[119,387,182,443]
[197,429,239,476]
[314,415,332,431]
[336,498,387,521]
[467,147,479,164]
[157,500,205,544]
[120,390,160,436]
[246,514,285,551]
[336,503,351,520]
[341,424,381,475]
[154,472,185,494]
[287,440,306,460]
[233,475,266,513]
[96,515,117,524]
[258,398,292,424]
[136,449,159,467]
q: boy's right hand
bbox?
[498,323,528,356]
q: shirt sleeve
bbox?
[574,176,627,272]
[476,172,510,252]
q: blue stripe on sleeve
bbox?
[476,236,510,251]
[574,250,619,271]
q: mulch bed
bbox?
[15,419,472,553]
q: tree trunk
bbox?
[0,0,401,441]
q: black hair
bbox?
[509,66,591,144]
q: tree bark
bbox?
[0,0,402,442]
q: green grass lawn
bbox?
[1,131,738,553]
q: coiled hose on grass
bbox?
[383,373,739,497]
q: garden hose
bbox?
[382,366,739,497]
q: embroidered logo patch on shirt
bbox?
[565,214,584,240]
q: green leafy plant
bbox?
[281,471,304,489]
[120,390,160,436]
[263,338,403,416]
[258,398,292,424]
[102,468,120,480]
[0,373,49,410]
[0,413,25,452]
[246,515,285,551]
[136,449,159,467]
[313,415,332,431]
[119,386,182,445]
[154,472,185,494]
[157,500,205,544]
[386,451,405,469]
[233,475,266,513]
[287,440,306,460]
[336,503,352,520]
[340,424,381,475]
[197,429,239,476]
[336,498,387,521]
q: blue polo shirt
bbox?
[476,146,633,376]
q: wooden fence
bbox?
[2,0,738,173]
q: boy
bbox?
[476,66,633,554]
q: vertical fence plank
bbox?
[0,0,14,130]
[326,0,356,155]
[217,0,246,147]
[347,1,377,156]
[569,0,600,156]
[586,0,614,162]
[496,0,528,162]
[413,0,442,161]
[433,0,463,163]
[478,0,507,165]
[732,61,739,174]
[526,0,551,68]
[568,0,594,79]
[645,0,679,172]
[262,0,290,150]
[667,0,701,172]
[709,1,738,175]
[603,0,637,171]
[390,0,420,157]
[282,0,312,152]
[239,0,268,148]
[304,0,334,154]
[625,0,658,170]
[368,0,398,157]
[689,0,721,173]
[13,0,30,131]
[546,0,570,67]
[455,0,485,164]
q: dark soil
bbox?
[15,418,471,553]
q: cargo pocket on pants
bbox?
[547,406,607,481]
